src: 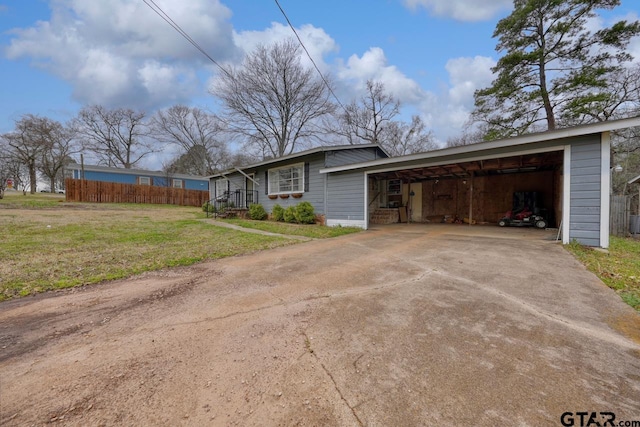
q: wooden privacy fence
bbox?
[610,195,630,237]
[65,178,209,207]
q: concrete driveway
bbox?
[1,224,639,426]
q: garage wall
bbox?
[326,171,366,227]
[420,171,557,225]
[569,138,602,247]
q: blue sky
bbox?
[1,0,639,168]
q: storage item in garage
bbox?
[498,191,548,229]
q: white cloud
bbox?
[336,47,426,105]
[413,55,495,143]
[402,0,511,22]
[446,56,495,105]
[233,22,338,71]
[5,0,238,109]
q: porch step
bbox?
[370,208,400,224]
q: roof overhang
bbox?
[319,116,640,175]
[208,143,388,179]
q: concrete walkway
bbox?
[205,218,315,241]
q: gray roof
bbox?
[319,116,640,174]
[208,143,389,179]
[66,163,209,181]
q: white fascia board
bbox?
[562,145,571,245]
[319,116,640,175]
[600,132,611,249]
[325,145,563,177]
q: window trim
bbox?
[138,176,151,186]
[268,163,305,195]
[172,179,183,189]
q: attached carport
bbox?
[320,116,640,248]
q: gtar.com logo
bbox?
[560,412,616,427]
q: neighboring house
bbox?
[67,163,209,191]
[211,117,640,249]
[208,144,389,217]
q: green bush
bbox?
[294,201,315,224]
[283,205,297,223]
[248,203,267,220]
[272,204,284,221]
[202,201,215,214]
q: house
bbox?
[67,163,209,191]
[212,117,640,248]
[208,144,389,217]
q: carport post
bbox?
[468,173,474,226]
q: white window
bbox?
[138,176,151,186]
[172,179,183,189]
[215,178,228,198]
[268,163,304,194]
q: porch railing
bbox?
[205,189,259,218]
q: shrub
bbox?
[294,201,315,224]
[202,201,215,214]
[272,204,284,221]
[283,205,297,223]
[248,203,267,220]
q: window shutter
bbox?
[264,171,268,194]
[304,163,310,192]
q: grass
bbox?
[0,192,296,301]
[566,236,640,311]
[221,218,363,239]
[0,191,67,208]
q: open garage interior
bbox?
[368,150,564,227]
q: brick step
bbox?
[370,208,400,224]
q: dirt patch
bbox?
[1,225,639,426]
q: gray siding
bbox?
[326,171,366,221]
[246,153,327,215]
[325,148,384,168]
[569,136,601,247]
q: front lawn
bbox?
[0,197,293,301]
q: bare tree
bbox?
[2,115,63,194]
[74,105,156,168]
[3,155,29,193]
[212,38,335,158]
[39,123,78,193]
[337,80,400,145]
[446,129,487,148]
[151,105,228,175]
[381,116,437,156]
[0,140,11,199]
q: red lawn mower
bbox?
[497,191,548,229]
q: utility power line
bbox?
[273,0,348,114]
[141,0,231,78]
